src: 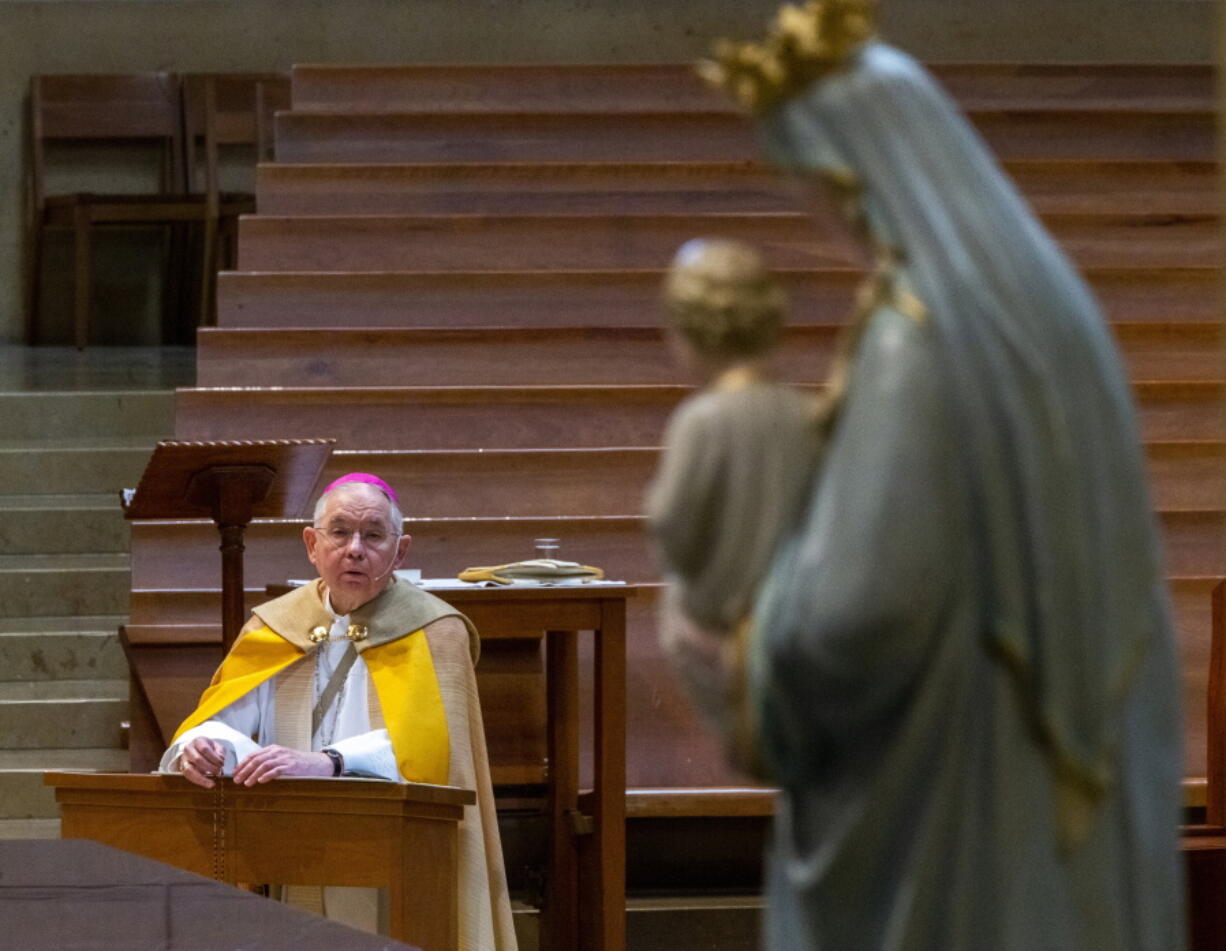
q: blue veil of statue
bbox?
[751,41,1173,838]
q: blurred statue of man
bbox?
[647,237,822,764]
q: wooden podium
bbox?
[44,771,472,951]
[267,580,637,951]
[123,439,333,650]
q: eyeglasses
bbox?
[314,525,401,550]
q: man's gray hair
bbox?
[312,480,405,533]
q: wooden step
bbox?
[196,322,1223,388]
[215,269,863,329]
[1002,160,1216,215]
[290,63,732,114]
[288,63,1211,114]
[274,111,759,164]
[1113,323,1224,381]
[235,212,857,272]
[110,440,1221,521]
[173,381,1226,449]
[123,509,1226,591]
[129,515,656,589]
[928,63,1211,112]
[175,384,691,449]
[329,441,1218,516]
[1147,442,1226,510]
[234,212,1221,274]
[272,109,1214,165]
[195,325,837,387]
[256,161,794,216]
[254,159,1217,218]
[215,267,1221,330]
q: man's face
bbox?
[303,484,412,615]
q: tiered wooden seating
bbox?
[128,64,1222,918]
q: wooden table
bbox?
[431,582,634,951]
[44,771,472,951]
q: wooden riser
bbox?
[274,111,760,164]
[1148,442,1226,510]
[173,381,1225,449]
[256,161,797,217]
[126,509,1226,591]
[288,63,1211,114]
[195,322,1224,388]
[215,269,859,330]
[272,109,1214,165]
[289,63,733,115]
[273,442,1226,516]
[175,384,690,449]
[195,325,838,387]
[254,159,1217,218]
[215,267,1222,330]
[235,212,856,272]
[235,213,1221,274]
[213,441,1226,517]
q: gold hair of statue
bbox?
[698,0,877,114]
[663,239,789,359]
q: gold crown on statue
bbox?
[698,0,877,114]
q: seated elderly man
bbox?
[161,473,517,951]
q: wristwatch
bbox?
[322,747,344,777]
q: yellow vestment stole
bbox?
[172,578,476,786]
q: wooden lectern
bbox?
[123,439,333,650]
[44,771,472,951]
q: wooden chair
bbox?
[181,72,290,325]
[24,73,208,348]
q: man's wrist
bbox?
[321,747,344,777]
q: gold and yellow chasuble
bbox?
[172,577,477,786]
